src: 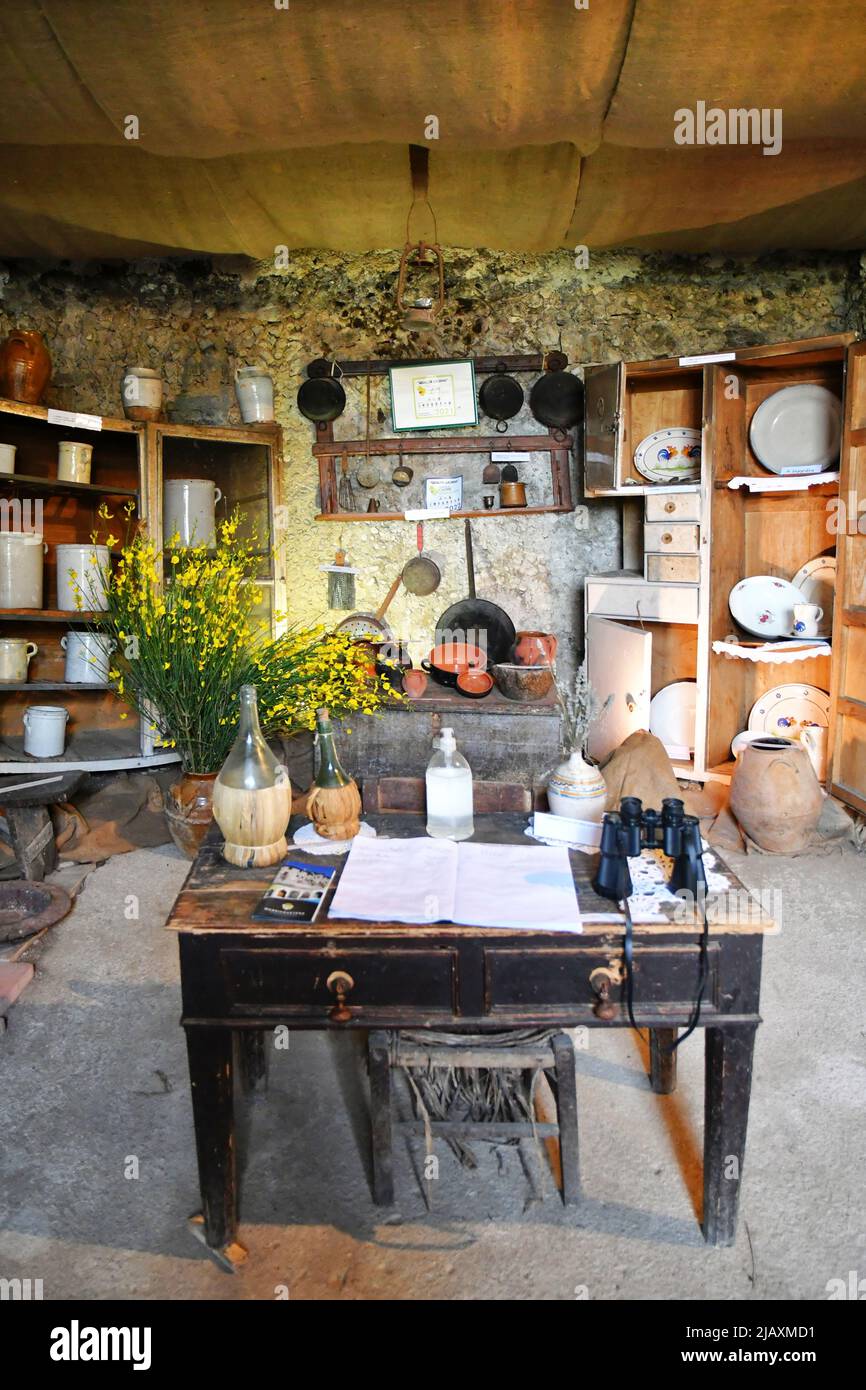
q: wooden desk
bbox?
[168,815,774,1264]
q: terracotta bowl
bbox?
[456,669,494,699]
[491,662,554,702]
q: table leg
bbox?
[368,1030,395,1206]
[551,1032,580,1206]
[649,1028,678,1094]
[703,1024,758,1247]
[236,1029,269,1093]
[185,1025,238,1251]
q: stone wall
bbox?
[1,249,862,676]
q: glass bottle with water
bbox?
[426,727,474,840]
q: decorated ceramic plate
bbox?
[649,680,697,753]
[729,574,808,639]
[749,384,841,475]
[790,554,836,637]
[633,427,701,483]
[747,684,830,738]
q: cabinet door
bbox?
[584,363,624,495]
[586,615,652,761]
[829,341,866,812]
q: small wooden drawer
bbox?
[645,553,701,584]
[220,947,457,1017]
[585,578,699,624]
[645,492,701,522]
[643,521,700,554]
[483,944,720,1017]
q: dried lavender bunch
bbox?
[554,659,612,755]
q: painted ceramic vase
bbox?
[547,750,607,822]
[729,737,823,852]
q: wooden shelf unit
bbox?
[584,333,866,815]
[0,400,285,775]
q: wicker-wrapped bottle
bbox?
[212,685,292,867]
[307,707,361,840]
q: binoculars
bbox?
[592,796,707,902]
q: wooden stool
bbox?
[368,1029,580,1206]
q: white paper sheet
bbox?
[327,836,581,932]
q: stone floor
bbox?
[0,836,864,1301]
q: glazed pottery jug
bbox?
[0,638,37,683]
[0,330,51,403]
[57,441,93,484]
[235,367,274,424]
[0,444,16,474]
[55,543,110,611]
[0,531,46,608]
[23,704,68,758]
[163,478,222,548]
[121,366,163,421]
[547,750,607,822]
[402,668,428,698]
[61,631,114,684]
[514,631,557,666]
[730,736,823,852]
[165,773,218,858]
[212,685,292,868]
[800,725,829,783]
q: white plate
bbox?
[749,384,841,475]
[747,684,830,738]
[649,680,697,752]
[634,428,701,484]
[729,575,808,639]
[790,554,836,637]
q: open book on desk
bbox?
[327,836,581,932]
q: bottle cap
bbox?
[440,726,456,748]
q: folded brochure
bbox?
[251,859,337,924]
[327,836,581,932]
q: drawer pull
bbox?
[326,970,355,1022]
[664,500,676,513]
[661,531,673,546]
[589,965,619,1022]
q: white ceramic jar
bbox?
[23,704,69,758]
[163,478,222,548]
[57,440,93,484]
[0,443,16,474]
[61,631,115,684]
[547,750,608,822]
[55,543,110,611]
[235,366,274,424]
[122,366,163,421]
[0,531,46,608]
[0,638,37,683]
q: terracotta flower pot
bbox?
[165,772,217,859]
[730,737,823,853]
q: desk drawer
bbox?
[585,579,699,624]
[220,947,457,1017]
[483,945,719,1018]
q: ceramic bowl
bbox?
[456,669,494,699]
[491,662,554,701]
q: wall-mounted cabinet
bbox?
[585,333,865,817]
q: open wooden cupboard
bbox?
[583,333,866,817]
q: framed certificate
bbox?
[389,359,478,432]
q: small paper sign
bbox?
[677,352,736,367]
[47,408,103,432]
[491,451,532,463]
[403,507,452,521]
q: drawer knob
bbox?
[664,500,676,513]
[661,531,673,545]
[589,966,618,1022]
[326,970,355,1023]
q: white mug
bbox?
[0,443,16,475]
[0,638,37,683]
[58,441,93,484]
[61,631,115,684]
[792,603,824,638]
[801,724,828,782]
[23,704,69,758]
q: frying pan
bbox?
[297,373,346,423]
[402,522,441,596]
[435,519,516,665]
[529,368,584,433]
[478,369,524,432]
[334,572,402,641]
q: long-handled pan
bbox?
[435,519,516,665]
[334,572,403,642]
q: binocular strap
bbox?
[622,896,711,1051]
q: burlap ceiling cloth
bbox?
[0,0,864,256]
